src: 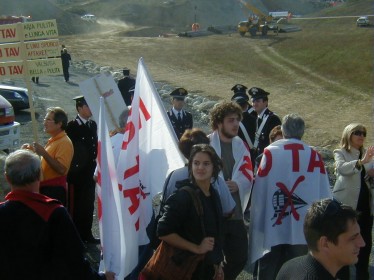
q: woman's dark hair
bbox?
[188,144,223,184]
[178,128,210,159]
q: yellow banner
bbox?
[0,39,60,62]
[0,58,62,77]
[0,19,58,43]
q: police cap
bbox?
[73,95,88,107]
[170,87,188,100]
[248,87,270,101]
[231,92,249,105]
[231,84,248,95]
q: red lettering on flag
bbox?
[122,122,135,150]
[307,149,326,174]
[123,187,140,214]
[135,219,140,231]
[284,143,304,172]
[239,155,253,181]
[258,149,272,177]
[137,97,151,130]
[124,155,139,180]
[139,98,151,120]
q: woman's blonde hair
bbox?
[340,123,366,152]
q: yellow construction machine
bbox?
[237,0,279,36]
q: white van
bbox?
[0,95,20,152]
[81,14,97,23]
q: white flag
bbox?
[97,97,126,279]
[249,139,331,264]
[116,58,186,275]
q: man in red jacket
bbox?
[0,149,114,280]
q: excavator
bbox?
[237,0,279,36]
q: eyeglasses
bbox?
[352,130,366,137]
[43,118,55,123]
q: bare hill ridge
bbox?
[0,0,97,35]
[0,0,329,34]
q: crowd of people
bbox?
[0,75,373,280]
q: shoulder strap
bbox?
[180,186,206,237]
[239,122,254,148]
[254,114,269,148]
[158,170,175,216]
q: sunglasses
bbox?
[352,130,366,137]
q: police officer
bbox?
[117,68,136,106]
[66,96,99,244]
[231,84,257,150]
[167,87,193,140]
[248,87,281,163]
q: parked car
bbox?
[0,95,20,152]
[81,14,97,22]
[0,84,32,110]
[357,16,369,27]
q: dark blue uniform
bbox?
[254,109,281,153]
[238,107,257,147]
[167,110,193,140]
[66,116,98,242]
[118,76,136,106]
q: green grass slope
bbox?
[277,0,373,93]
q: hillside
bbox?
[0,0,329,34]
[0,0,97,35]
[62,0,330,29]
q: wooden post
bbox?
[17,22,39,143]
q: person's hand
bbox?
[226,180,239,193]
[362,146,374,164]
[105,271,115,280]
[21,143,34,152]
[196,237,214,254]
[367,168,374,178]
[213,263,224,280]
[32,142,46,157]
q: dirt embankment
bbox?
[61,23,372,149]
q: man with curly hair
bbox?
[209,101,254,280]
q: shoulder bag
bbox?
[139,186,205,280]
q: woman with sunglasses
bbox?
[333,123,374,280]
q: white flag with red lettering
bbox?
[248,138,331,264]
[96,97,126,279]
[116,58,186,275]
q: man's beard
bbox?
[220,126,237,139]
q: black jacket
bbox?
[167,110,193,140]
[66,116,98,183]
[0,190,104,280]
[157,181,224,266]
[117,76,135,106]
[250,108,281,163]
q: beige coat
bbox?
[333,147,373,212]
